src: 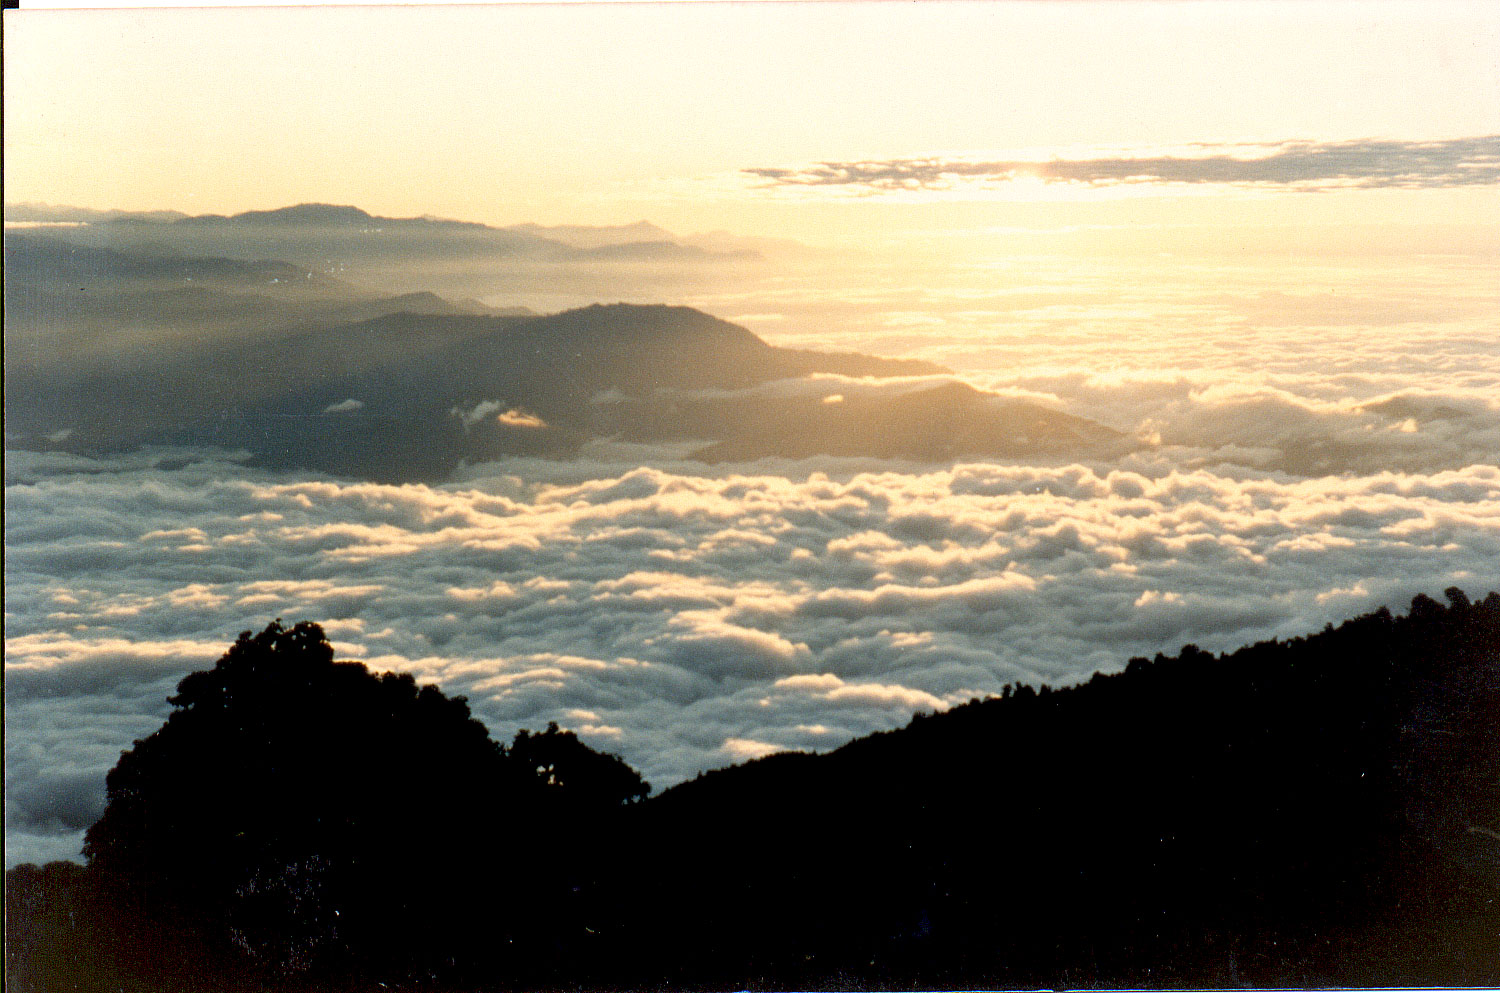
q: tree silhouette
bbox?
[78,620,641,983]
[510,722,650,810]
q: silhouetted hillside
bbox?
[503,219,678,249]
[686,379,1122,462]
[5,203,191,224]
[6,592,1497,990]
[6,621,649,992]
[5,234,327,287]
[604,588,1499,989]
[3,234,512,371]
[9,238,1131,479]
[182,203,383,227]
[2,233,529,309]
[564,239,759,263]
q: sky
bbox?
[5,1,1500,867]
[5,1,1499,245]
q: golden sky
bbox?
[5,1,1499,245]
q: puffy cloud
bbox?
[1130,385,1500,477]
[721,738,782,761]
[497,409,547,429]
[773,673,946,712]
[449,401,549,432]
[745,136,1500,193]
[324,398,365,413]
[451,400,507,430]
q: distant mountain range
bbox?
[6,203,194,225]
[4,233,1127,480]
[4,201,768,268]
[506,219,803,257]
[503,219,679,248]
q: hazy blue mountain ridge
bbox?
[6,235,1123,480]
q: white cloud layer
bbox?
[7,444,1497,866]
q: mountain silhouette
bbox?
[6,236,1125,480]
[22,202,754,268]
[4,233,336,288]
[6,202,793,305]
[685,379,1122,462]
[176,203,379,227]
[5,203,191,224]
[590,588,1500,989]
[503,219,680,248]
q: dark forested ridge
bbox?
[622,588,1500,989]
[7,591,1498,991]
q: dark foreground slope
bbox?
[609,588,1499,989]
[4,622,651,993]
[6,592,1497,991]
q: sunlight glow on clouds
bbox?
[497,409,548,429]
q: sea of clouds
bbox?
[8,445,1498,865]
[7,248,1498,866]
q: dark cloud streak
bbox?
[745,136,1500,193]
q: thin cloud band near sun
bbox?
[744,135,1500,197]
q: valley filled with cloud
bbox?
[6,217,1496,864]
